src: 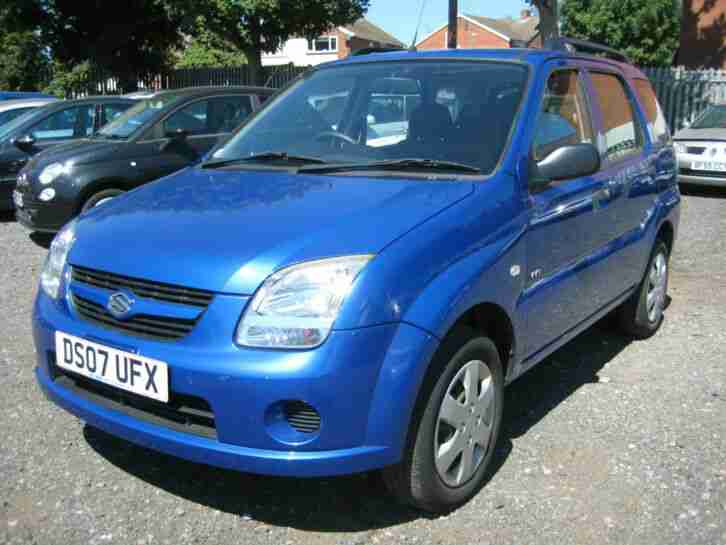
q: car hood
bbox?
[674,127,726,141]
[27,138,125,171]
[71,168,474,295]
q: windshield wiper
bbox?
[299,158,481,175]
[202,151,327,169]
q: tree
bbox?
[8,0,192,92]
[560,0,681,66]
[175,18,247,69]
[0,31,50,91]
[194,0,371,85]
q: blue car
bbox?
[33,41,679,512]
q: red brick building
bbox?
[677,0,726,69]
[416,11,540,50]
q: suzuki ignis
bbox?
[33,43,679,512]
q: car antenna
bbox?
[409,0,428,51]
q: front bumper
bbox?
[678,171,726,187]
[33,289,439,476]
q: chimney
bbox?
[520,9,532,19]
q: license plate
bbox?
[55,331,169,402]
[691,161,726,172]
[12,190,23,208]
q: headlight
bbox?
[38,162,71,185]
[40,220,77,299]
[236,255,373,349]
[674,142,686,154]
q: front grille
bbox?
[71,293,198,340]
[72,266,214,308]
[680,167,726,179]
[686,146,706,155]
[53,363,217,439]
[284,400,321,434]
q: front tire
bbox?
[618,239,669,339]
[383,327,504,513]
[81,188,124,212]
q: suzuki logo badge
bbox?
[107,291,135,320]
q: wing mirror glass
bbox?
[530,143,601,189]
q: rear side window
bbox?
[633,79,670,144]
[533,70,594,162]
[589,72,644,163]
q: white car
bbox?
[675,102,726,186]
[0,97,60,128]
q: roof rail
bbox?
[350,47,404,57]
[545,37,630,63]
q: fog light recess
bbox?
[283,400,321,434]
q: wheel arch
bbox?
[76,178,128,213]
[656,219,675,254]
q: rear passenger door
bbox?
[523,65,605,357]
[585,69,654,304]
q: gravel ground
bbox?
[1,187,725,545]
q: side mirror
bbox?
[531,143,600,188]
[165,128,189,141]
[13,134,36,152]
[366,114,376,125]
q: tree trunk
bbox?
[531,0,559,44]
[244,47,265,86]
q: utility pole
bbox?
[529,0,559,43]
[448,0,458,49]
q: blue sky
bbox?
[367,0,532,45]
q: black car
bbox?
[15,86,273,231]
[0,97,136,211]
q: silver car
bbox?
[675,102,726,186]
[0,97,59,128]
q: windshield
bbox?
[0,108,39,142]
[211,61,528,175]
[692,104,726,129]
[98,94,180,138]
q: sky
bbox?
[366,0,532,45]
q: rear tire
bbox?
[618,239,669,339]
[81,188,124,212]
[382,326,504,513]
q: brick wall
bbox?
[417,16,510,50]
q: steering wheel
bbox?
[315,130,357,146]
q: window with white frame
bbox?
[308,36,338,53]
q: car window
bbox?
[206,95,253,133]
[533,70,594,162]
[633,79,670,145]
[163,100,209,136]
[691,104,726,129]
[213,61,529,175]
[589,72,644,164]
[365,77,422,148]
[30,105,96,141]
[102,103,132,125]
[98,94,181,139]
[0,107,34,128]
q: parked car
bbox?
[0,97,136,211]
[0,98,59,128]
[33,42,679,512]
[0,91,55,101]
[15,86,272,231]
[674,102,726,186]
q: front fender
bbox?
[402,213,527,346]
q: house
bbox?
[262,18,403,67]
[416,10,540,50]
[676,0,726,69]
